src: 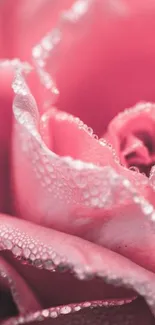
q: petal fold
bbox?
[0,215,155,317]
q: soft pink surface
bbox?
[0,0,75,60]
[0,0,155,324]
[52,0,155,135]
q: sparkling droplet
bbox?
[50,311,58,318]
[83,302,91,307]
[12,245,22,256]
[3,239,12,249]
[42,310,49,318]
[151,212,155,221]
[23,248,31,258]
[93,134,98,140]
[142,204,154,215]
[44,259,55,270]
[74,305,81,311]
[34,259,43,268]
[129,166,140,173]
[60,306,72,314]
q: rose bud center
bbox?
[105,103,155,177]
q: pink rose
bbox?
[1,0,155,324]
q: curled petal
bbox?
[0,215,155,321]
[39,107,118,167]
[3,299,153,325]
[11,68,155,274]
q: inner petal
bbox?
[105,103,155,176]
[39,107,117,168]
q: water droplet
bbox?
[91,197,100,207]
[74,305,81,311]
[57,263,68,273]
[151,212,155,221]
[29,243,35,249]
[142,204,154,215]
[74,266,89,280]
[87,127,93,135]
[60,306,72,314]
[32,45,42,59]
[99,138,107,146]
[44,259,55,270]
[129,166,140,173]
[34,259,43,268]
[93,134,98,140]
[42,253,48,260]
[37,164,45,174]
[46,164,54,173]
[3,239,12,249]
[74,174,87,188]
[12,245,22,256]
[42,310,49,318]
[50,311,58,318]
[83,302,91,308]
[30,254,36,261]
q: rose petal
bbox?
[5,250,136,309]
[32,0,155,135]
[104,102,155,161]
[0,62,14,213]
[0,60,33,214]
[3,298,153,325]
[0,0,75,60]
[0,1,17,58]
[11,69,155,274]
[0,256,40,318]
[0,215,155,317]
[39,107,118,167]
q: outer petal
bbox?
[0,1,17,58]
[32,0,155,135]
[0,60,32,214]
[3,299,153,325]
[0,0,75,60]
[0,215,155,323]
